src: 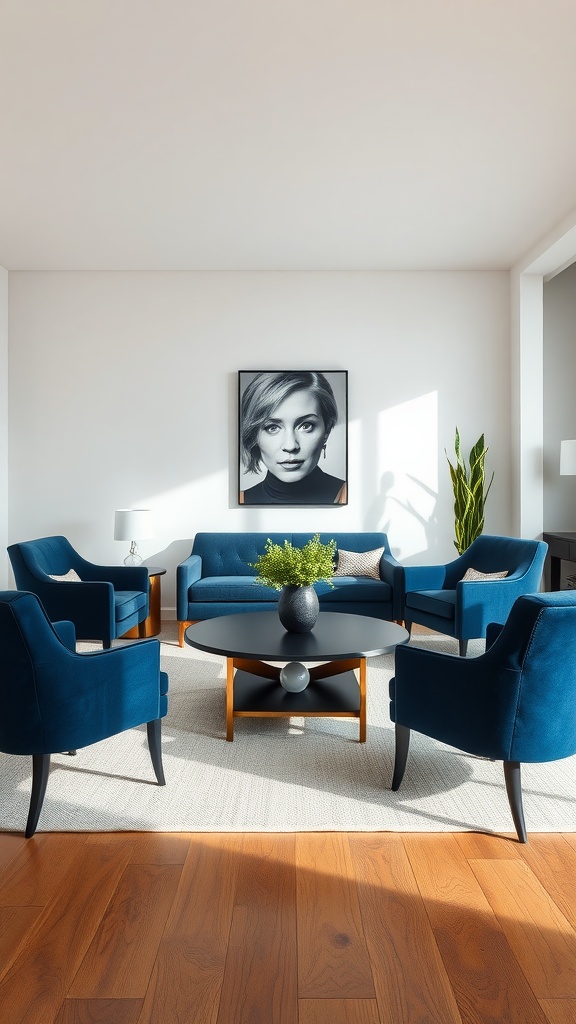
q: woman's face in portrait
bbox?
[257,389,327,483]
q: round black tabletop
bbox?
[143,566,166,577]
[185,611,409,662]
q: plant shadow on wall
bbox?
[365,470,440,560]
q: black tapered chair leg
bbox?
[459,638,468,656]
[504,760,527,843]
[147,719,165,786]
[391,724,411,791]
[26,754,51,838]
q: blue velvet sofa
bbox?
[177,532,402,646]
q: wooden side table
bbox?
[121,566,166,638]
[542,532,576,591]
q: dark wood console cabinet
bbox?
[542,532,576,591]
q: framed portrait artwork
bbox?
[238,370,348,506]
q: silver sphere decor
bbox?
[279,662,310,692]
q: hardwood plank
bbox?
[520,835,576,931]
[137,833,243,1024]
[349,834,461,1023]
[296,833,375,999]
[0,906,42,974]
[538,998,576,1024]
[0,834,87,908]
[561,835,576,857]
[470,857,576,998]
[0,832,29,875]
[298,998,381,1023]
[54,998,143,1023]
[404,834,549,1024]
[216,834,297,1024]
[454,832,523,861]
[0,839,133,1021]
[85,832,191,864]
[68,863,183,998]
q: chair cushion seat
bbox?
[114,590,148,622]
[405,589,456,620]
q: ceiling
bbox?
[2,0,576,272]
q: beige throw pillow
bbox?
[48,569,82,582]
[333,547,384,580]
[461,567,508,582]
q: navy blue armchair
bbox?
[8,535,150,647]
[389,592,576,842]
[0,590,168,837]
[399,534,548,655]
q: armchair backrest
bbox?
[8,535,81,585]
[486,592,576,763]
[444,535,547,588]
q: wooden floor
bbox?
[0,831,576,1023]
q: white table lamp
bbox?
[560,440,576,476]
[114,508,154,566]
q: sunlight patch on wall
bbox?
[378,392,440,560]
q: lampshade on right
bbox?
[560,440,576,476]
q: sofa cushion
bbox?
[320,577,392,604]
[189,576,276,603]
[405,589,456,620]
[49,569,82,582]
[461,567,509,582]
[333,547,384,579]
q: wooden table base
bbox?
[225,656,366,742]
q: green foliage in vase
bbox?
[446,427,494,555]
[250,534,336,590]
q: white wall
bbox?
[0,266,7,586]
[543,261,576,531]
[8,270,511,615]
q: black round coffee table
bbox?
[185,611,409,741]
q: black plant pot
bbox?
[277,585,319,633]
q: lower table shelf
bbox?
[233,669,361,714]
[226,655,366,742]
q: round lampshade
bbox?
[114,508,154,541]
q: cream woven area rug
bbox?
[2,624,575,835]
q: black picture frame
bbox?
[238,370,348,506]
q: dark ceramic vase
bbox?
[277,585,319,633]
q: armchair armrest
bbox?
[485,621,505,649]
[41,638,164,751]
[78,562,149,592]
[176,554,202,620]
[456,575,539,639]
[390,642,522,760]
[402,563,448,592]
[52,619,76,651]
[380,552,407,621]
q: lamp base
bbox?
[124,552,143,566]
[124,541,143,566]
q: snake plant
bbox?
[446,428,494,555]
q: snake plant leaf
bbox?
[445,428,494,555]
